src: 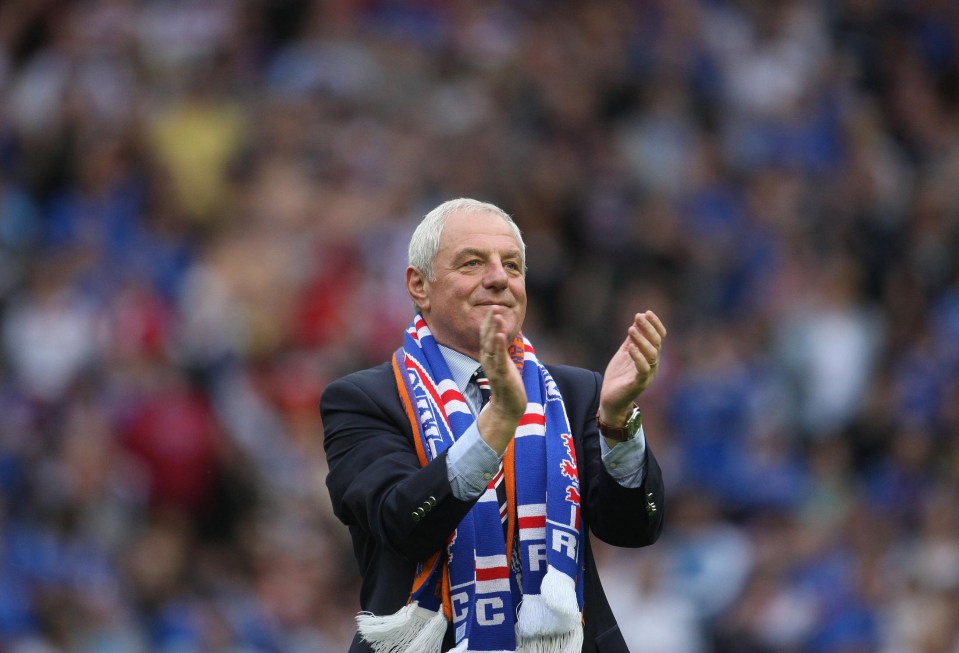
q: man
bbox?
[321,198,666,653]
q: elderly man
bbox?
[321,198,666,653]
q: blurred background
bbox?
[0,0,957,651]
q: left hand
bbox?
[599,310,667,425]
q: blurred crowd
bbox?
[0,0,957,651]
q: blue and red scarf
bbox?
[356,315,585,653]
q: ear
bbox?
[406,266,430,312]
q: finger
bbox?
[482,311,511,370]
[627,342,651,374]
[480,311,496,358]
[491,332,510,365]
[630,328,659,365]
[643,310,667,340]
[634,313,664,350]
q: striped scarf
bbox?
[356,315,584,653]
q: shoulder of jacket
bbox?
[322,361,395,398]
[545,364,600,385]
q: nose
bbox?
[483,258,509,289]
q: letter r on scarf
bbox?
[477,598,505,626]
[529,543,547,571]
[552,530,577,559]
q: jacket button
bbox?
[426,496,437,508]
[415,507,426,520]
[412,511,421,522]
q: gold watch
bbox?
[597,404,642,442]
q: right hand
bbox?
[476,309,526,454]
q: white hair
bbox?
[408,198,526,280]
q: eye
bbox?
[505,261,522,272]
[463,259,481,268]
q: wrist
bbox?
[477,405,522,455]
[597,403,634,427]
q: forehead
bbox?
[438,210,519,252]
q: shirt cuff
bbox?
[446,424,503,500]
[600,425,648,488]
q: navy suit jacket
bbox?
[321,361,665,653]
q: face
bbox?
[407,210,527,359]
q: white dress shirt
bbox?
[438,344,648,500]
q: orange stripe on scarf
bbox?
[504,441,517,561]
[392,356,429,468]
[392,354,452,621]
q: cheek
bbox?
[513,281,528,305]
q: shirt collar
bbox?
[437,344,481,392]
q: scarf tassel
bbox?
[448,644,514,653]
[517,567,583,653]
[516,629,584,653]
[356,602,447,653]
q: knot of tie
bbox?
[471,368,491,407]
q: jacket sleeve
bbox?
[321,372,477,563]
[573,369,666,548]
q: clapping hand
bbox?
[476,308,527,454]
[599,311,667,426]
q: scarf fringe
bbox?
[356,602,446,653]
[517,628,584,653]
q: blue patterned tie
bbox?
[472,368,507,530]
